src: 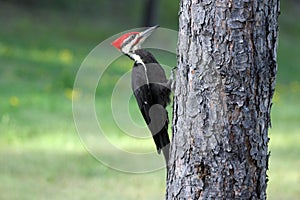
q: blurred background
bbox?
[0,0,299,199]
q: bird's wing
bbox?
[133,85,153,125]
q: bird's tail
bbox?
[152,120,170,164]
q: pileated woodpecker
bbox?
[111,26,171,164]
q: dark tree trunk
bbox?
[142,0,159,27]
[166,0,279,199]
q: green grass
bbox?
[0,2,168,199]
[0,1,300,199]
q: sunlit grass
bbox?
[268,130,300,200]
[0,42,77,67]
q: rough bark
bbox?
[166,0,279,199]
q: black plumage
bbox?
[128,49,171,162]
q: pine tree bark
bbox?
[166,0,279,199]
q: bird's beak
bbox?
[137,25,159,45]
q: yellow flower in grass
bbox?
[9,96,20,107]
[290,81,300,94]
[272,91,280,103]
[65,88,80,100]
[59,49,73,64]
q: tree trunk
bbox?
[166,0,279,199]
[142,0,159,27]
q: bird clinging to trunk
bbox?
[111,26,171,165]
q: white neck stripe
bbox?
[128,53,149,86]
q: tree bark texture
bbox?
[167,0,279,199]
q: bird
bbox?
[111,26,171,164]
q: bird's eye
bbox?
[129,35,136,40]
[123,34,137,47]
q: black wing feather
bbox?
[131,50,171,156]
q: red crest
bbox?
[111,32,139,49]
